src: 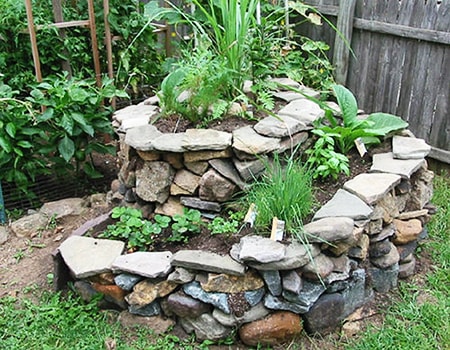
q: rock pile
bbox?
[53,122,434,345]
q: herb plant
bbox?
[208,211,245,235]
[169,209,203,243]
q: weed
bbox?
[208,211,245,235]
[169,209,203,243]
[13,249,26,263]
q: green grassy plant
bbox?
[241,152,314,234]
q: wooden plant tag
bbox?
[270,217,285,241]
[244,203,257,227]
[354,138,367,157]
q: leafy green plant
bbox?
[305,129,350,180]
[100,206,171,251]
[169,208,203,243]
[241,152,314,233]
[208,211,245,235]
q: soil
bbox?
[0,115,436,349]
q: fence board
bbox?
[298,0,450,160]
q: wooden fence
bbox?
[297,0,449,163]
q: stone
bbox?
[260,270,282,296]
[112,251,172,278]
[213,302,270,327]
[118,311,175,334]
[303,217,355,243]
[180,197,221,212]
[92,282,127,309]
[126,279,178,306]
[273,91,306,102]
[136,150,161,161]
[326,226,362,256]
[124,124,162,151]
[396,241,418,261]
[392,136,431,159]
[376,193,399,224]
[208,158,247,190]
[135,161,175,204]
[281,270,303,294]
[340,269,373,318]
[369,239,393,258]
[155,197,185,217]
[302,254,334,281]
[313,189,373,221]
[239,311,303,347]
[172,169,201,194]
[235,235,287,263]
[398,257,416,278]
[245,242,321,271]
[73,281,118,310]
[233,157,266,181]
[370,242,400,268]
[128,301,161,317]
[370,223,396,242]
[254,115,308,138]
[184,161,209,176]
[199,169,237,202]
[393,218,423,244]
[182,129,232,151]
[162,152,184,169]
[367,218,383,235]
[124,189,137,203]
[281,280,327,310]
[165,290,212,318]
[371,152,425,179]
[10,213,48,238]
[183,148,232,162]
[0,226,8,245]
[183,281,230,313]
[397,209,429,220]
[153,133,186,152]
[58,236,124,279]
[368,263,399,293]
[180,313,231,341]
[303,293,345,334]
[114,104,157,123]
[278,131,309,153]
[348,234,370,260]
[171,250,246,276]
[344,173,402,204]
[40,198,87,219]
[245,288,266,306]
[167,267,196,284]
[114,273,142,291]
[200,270,264,293]
[277,99,324,125]
[232,126,281,156]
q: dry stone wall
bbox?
[54,85,435,346]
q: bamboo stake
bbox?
[87,0,102,87]
[24,0,42,82]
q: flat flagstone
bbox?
[254,115,308,138]
[392,136,431,159]
[209,158,247,190]
[58,236,125,279]
[153,133,186,152]
[124,124,162,151]
[313,189,373,221]
[182,129,232,151]
[112,251,173,278]
[232,126,280,155]
[370,152,425,179]
[343,173,401,204]
[277,99,324,125]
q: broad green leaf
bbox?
[0,136,12,153]
[366,113,409,135]
[60,114,74,135]
[332,84,358,127]
[69,87,89,102]
[17,141,33,148]
[5,122,16,137]
[37,82,53,90]
[30,89,45,100]
[37,107,54,122]
[58,135,75,162]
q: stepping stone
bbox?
[343,173,401,204]
[313,189,373,221]
[370,152,425,179]
[392,136,431,159]
[58,236,125,279]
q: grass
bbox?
[343,173,450,350]
[1,174,448,349]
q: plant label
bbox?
[355,138,367,157]
[270,217,285,241]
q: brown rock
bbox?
[173,169,202,194]
[89,272,116,285]
[163,152,184,169]
[302,254,334,280]
[126,279,178,306]
[137,150,161,161]
[199,169,237,202]
[184,148,232,162]
[200,270,264,293]
[92,282,127,308]
[239,311,303,346]
[155,197,185,217]
[165,290,212,318]
[185,161,210,175]
[118,311,175,334]
[393,219,423,244]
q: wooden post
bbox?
[52,0,73,77]
[332,0,356,85]
[87,0,102,87]
[24,0,42,82]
